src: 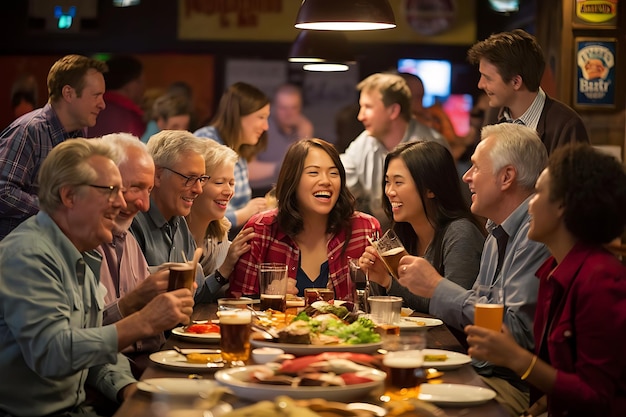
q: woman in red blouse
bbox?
[229,138,381,300]
[465,143,626,417]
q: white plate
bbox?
[398,317,443,328]
[250,339,383,356]
[149,349,224,371]
[215,365,386,402]
[422,349,471,370]
[171,326,220,343]
[137,378,218,395]
[418,383,496,407]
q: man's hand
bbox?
[118,269,169,316]
[138,289,195,333]
[396,256,443,298]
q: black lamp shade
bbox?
[288,30,355,64]
[295,0,396,31]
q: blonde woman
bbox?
[186,140,254,300]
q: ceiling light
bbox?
[295,0,396,31]
[303,63,350,72]
[288,30,355,65]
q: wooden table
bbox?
[114,303,508,417]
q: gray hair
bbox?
[481,123,547,190]
[146,130,206,168]
[99,132,149,165]
[202,140,238,174]
[38,138,121,213]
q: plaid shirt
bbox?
[193,126,250,227]
[229,209,381,299]
[0,104,83,239]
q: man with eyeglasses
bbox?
[0,138,194,417]
[130,130,219,303]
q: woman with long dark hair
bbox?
[360,140,485,312]
[230,138,381,299]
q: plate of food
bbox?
[422,349,471,370]
[251,302,382,356]
[214,353,386,402]
[149,349,224,371]
[137,378,219,395]
[417,383,496,407]
[397,317,443,328]
[171,323,221,343]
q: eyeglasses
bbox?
[87,184,125,202]
[163,167,210,187]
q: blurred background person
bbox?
[186,140,255,300]
[194,82,270,232]
[88,54,146,138]
[361,141,485,313]
[248,83,313,196]
[140,92,192,143]
[466,143,626,417]
[10,73,38,120]
[230,138,381,299]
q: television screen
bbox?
[398,58,451,107]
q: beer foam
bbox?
[218,311,251,324]
[475,303,504,309]
[383,354,424,368]
[381,246,406,256]
[170,263,193,271]
[261,294,284,299]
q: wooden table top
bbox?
[113,303,509,417]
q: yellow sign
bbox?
[576,0,618,23]
[178,0,476,45]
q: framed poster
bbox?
[572,0,618,28]
[574,38,616,109]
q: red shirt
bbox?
[229,209,381,300]
[534,242,626,417]
[88,91,145,138]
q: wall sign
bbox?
[574,38,616,109]
[573,0,618,28]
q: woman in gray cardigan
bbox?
[362,141,485,313]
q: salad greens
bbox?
[291,312,381,344]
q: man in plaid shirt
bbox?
[0,55,108,240]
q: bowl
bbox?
[252,347,285,364]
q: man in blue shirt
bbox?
[393,123,550,416]
[0,55,108,240]
[0,138,194,417]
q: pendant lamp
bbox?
[295,0,396,31]
[289,30,355,72]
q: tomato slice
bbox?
[186,323,220,334]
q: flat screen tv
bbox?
[398,58,451,107]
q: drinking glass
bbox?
[167,261,195,292]
[371,229,409,280]
[382,332,427,389]
[258,263,288,312]
[218,309,252,367]
[348,257,369,313]
[474,284,504,332]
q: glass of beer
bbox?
[218,309,252,367]
[474,284,504,332]
[382,332,427,389]
[372,230,409,279]
[258,263,288,312]
[167,261,195,292]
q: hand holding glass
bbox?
[474,284,504,332]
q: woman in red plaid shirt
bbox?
[229,138,381,300]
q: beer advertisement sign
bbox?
[575,38,616,108]
[574,0,618,27]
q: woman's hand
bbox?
[359,246,391,288]
[219,227,254,276]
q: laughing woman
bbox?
[186,140,254,301]
[360,141,485,313]
[229,138,381,299]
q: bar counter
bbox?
[113,303,508,417]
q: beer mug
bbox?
[372,230,409,279]
[218,309,252,366]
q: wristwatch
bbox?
[214,269,229,286]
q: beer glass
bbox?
[218,309,252,366]
[167,261,195,292]
[372,230,408,279]
[474,284,504,332]
[382,332,427,389]
[258,263,288,312]
[348,257,369,313]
